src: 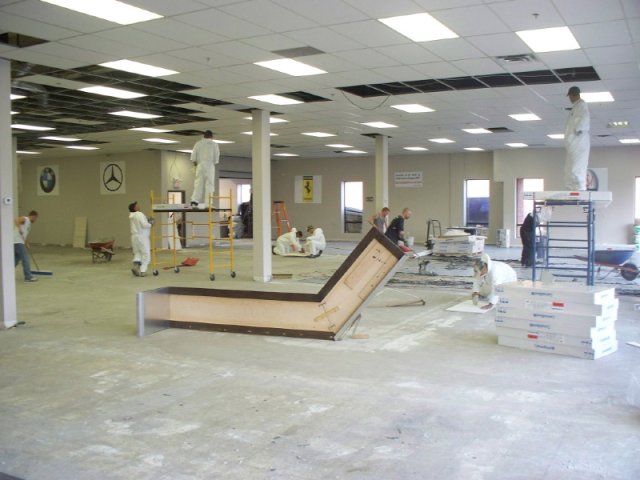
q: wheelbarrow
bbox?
[89,240,115,263]
[575,249,638,281]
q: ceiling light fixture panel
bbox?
[143,138,179,144]
[429,138,454,144]
[109,110,161,119]
[100,59,178,77]
[12,124,55,131]
[404,146,428,151]
[254,58,326,76]
[509,113,541,121]
[463,128,491,134]
[506,142,528,148]
[581,92,614,103]
[302,132,335,138]
[391,104,435,113]
[379,12,458,42]
[326,144,352,148]
[41,0,162,25]
[129,127,172,133]
[619,138,640,144]
[81,85,146,99]
[516,26,580,53]
[361,122,397,129]
[249,94,302,105]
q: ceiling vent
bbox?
[496,54,538,63]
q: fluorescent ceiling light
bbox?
[547,133,564,140]
[177,149,192,154]
[254,59,326,76]
[274,153,299,157]
[581,91,614,103]
[404,147,429,151]
[302,132,335,138]
[109,110,161,119]
[344,150,367,154]
[249,94,302,105]
[464,147,485,151]
[429,138,454,144]
[81,85,146,99]
[100,59,177,77]
[41,0,162,25]
[608,121,629,128]
[129,127,172,133]
[40,136,81,142]
[66,145,99,150]
[361,122,397,129]
[516,26,579,53]
[11,111,19,115]
[16,150,40,155]
[242,131,278,136]
[10,94,25,100]
[463,128,491,134]
[143,138,179,144]
[326,144,353,148]
[619,138,640,144]
[391,104,435,113]
[213,139,234,144]
[379,12,458,42]
[506,143,528,148]
[12,124,55,131]
[243,116,288,124]
[509,113,540,121]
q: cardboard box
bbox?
[496,280,616,305]
[495,302,617,323]
[495,325,616,348]
[497,335,618,360]
[497,296,618,317]
[494,315,615,337]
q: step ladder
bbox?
[425,219,442,249]
[272,200,291,236]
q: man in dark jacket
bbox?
[385,208,412,245]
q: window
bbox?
[342,181,363,233]
[464,179,490,226]
[516,178,544,233]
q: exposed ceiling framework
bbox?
[2,0,639,160]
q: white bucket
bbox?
[406,236,415,247]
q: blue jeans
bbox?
[14,243,33,280]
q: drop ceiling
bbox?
[3,0,640,159]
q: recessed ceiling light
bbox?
[12,124,55,131]
[464,147,485,151]
[81,85,146,99]
[39,136,81,142]
[10,94,25,100]
[429,138,454,144]
[274,153,299,157]
[302,132,336,138]
[509,113,540,121]
[254,59,326,76]
[607,120,629,128]
[326,144,353,148]
[391,104,435,113]
[243,116,288,124]
[547,133,564,140]
[506,143,528,148]
[620,138,640,144]
[463,128,491,134]
[129,127,172,133]
[344,150,367,154]
[100,59,177,77]
[16,150,40,155]
[361,122,397,129]
[379,12,458,42]
[41,0,162,25]
[404,147,429,151]
[249,94,302,105]
[516,26,579,53]
[581,91,614,103]
[143,138,179,144]
[109,110,161,119]
[66,145,99,150]
[213,140,234,144]
[242,131,278,136]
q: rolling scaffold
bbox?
[149,189,236,280]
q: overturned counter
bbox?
[136,228,406,340]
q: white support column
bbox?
[0,58,17,328]
[374,134,389,210]
[251,109,272,282]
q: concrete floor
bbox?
[1,242,639,480]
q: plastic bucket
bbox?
[406,236,414,247]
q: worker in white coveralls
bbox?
[564,86,590,190]
[129,201,153,277]
[304,225,326,258]
[190,130,220,207]
[471,254,517,310]
[273,228,304,256]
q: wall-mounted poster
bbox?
[394,171,423,188]
[37,165,59,196]
[294,175,322,203]
[100,161,126,195]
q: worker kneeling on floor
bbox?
[472,254,517,310]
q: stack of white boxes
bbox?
[494,280,618,360]
[432,234,485,255]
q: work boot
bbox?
[131,262,141,277]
